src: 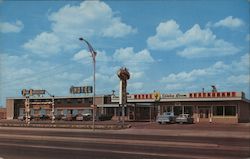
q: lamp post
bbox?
[79,37,97,131]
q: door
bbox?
[198,106,211,122]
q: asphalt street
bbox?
[0,126,249,159]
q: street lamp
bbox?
[79,37,97,131]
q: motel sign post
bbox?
[117,67,130,127]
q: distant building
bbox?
[5,91,250,123]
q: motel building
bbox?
[5,91,250,124]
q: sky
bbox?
[0,0,249,107]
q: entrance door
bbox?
[198,106,211,122]
[135,107,150,121]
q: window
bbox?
[213,106,223,116]
[184,106,193,116]
[56,99,61,104]
[19,108,24,115]
[163,106,172,112]
[34,110,40,115]
[77,99,82,103]
[225,106,236,116]
[174,106,182,115]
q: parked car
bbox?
[18,115,25,121]
[75,113,84,121]
[98,114,113,121]
[156,112,176,124]
[65,114,73,121]
[55,114,65,120]
[176,114,194,124]
[40,115,50,120]
[18,115,34,121]
[82,112,92,121]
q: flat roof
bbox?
[6,94,111,100]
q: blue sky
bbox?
[0,0,249,106]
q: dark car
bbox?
[55,114,65,120]
[40,115,50,120]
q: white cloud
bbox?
[128,82,144,90]
[23,1,136,57]
[113,47,154,63]
[0,52,87,106]
[49,1,136,38]
[72,49,92,63]
[227,75,249,84]
[164,83,187,91]
[232,53,250,72]
[147,20,240,58]
[147,20,183,50]
[102,18,137,38]
[131,71,144,79]
[246,34,250,41]
[213,16,245,29]
[73,47,154,94]
[160,54,249,93]
[23,32,61,57]
[0,20,24,33]
[72,49,111,64]
[161,69,207,83]
[113,47,155,78]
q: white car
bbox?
[176,114,194,124]
[156,112,176,124]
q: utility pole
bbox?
[25,96,30,125]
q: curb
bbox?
[0,123,131,129]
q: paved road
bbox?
[0,127,249,159]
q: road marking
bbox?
[0,133,218,148]
[0,142,237,159]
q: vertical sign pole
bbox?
[25,96,30,126]
[93,55,96,131]
[51,95,55,124]
[119,80,123,123]
[117,68,130,128]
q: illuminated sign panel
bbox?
[161,93,188,99]
[70,86,93,94]
[111,91,242,102]
[189,92,238,98]
[22,89,45,96]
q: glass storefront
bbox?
[213,106,236,116]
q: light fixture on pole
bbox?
[79,37,97,131]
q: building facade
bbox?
[0,108,6,119]
[6,91,250,123]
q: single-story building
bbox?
[5,91,250,123]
